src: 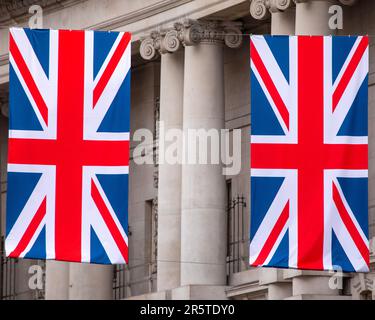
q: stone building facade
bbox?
[0,0,374,300]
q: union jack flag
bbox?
[6,28,130,264]
[250,35,369,272]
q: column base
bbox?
[125,285,228,300]
[126,290,169,300]
[285,294,351,300]
[171,285,228,300]
[283,269,349,297]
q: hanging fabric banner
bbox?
[6,28,131,264]
[250,35,369,272]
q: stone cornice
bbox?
[338,0,358,5]
[250,0,359,20]
[139,20,243,60]
[0,0,85,24]
[294,0,358,3]
[87,0,194,32]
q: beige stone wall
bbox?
[223,22,270,273]
[224,37,251,272]
[127,61,160,296]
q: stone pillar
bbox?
[140,22,242,291]
[181,40,226,286]
[45,261,69,299]
[250,0,296,35]
[271,4,295,35]
[179,21,242,286]
[268,283,293,299]
[68,263,113,299]
[140,29,185,291]
[295,0,336,35]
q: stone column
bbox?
[179,21,242,286]
[140,22,242,291]
[45,261,69,299]
[140,29,185,291]
[250,0,296,35]
[295,0,359,36]
[69,263,113,299]
[295,0,336,35]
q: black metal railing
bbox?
[113,264,128,300]
[112,262,157,300]
[0,236,16,300]
[227,195,249,275]
[0,236,46,300]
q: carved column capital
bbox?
[250,0,294,20]
[269,0,294,13]
[180,20,243,47]
[139,34,160,61]
[140,20,243,60]
[250,0,270,20]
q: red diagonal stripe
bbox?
[8,197,46,258]
[9,34,49,126]
[252,201,289,266]
[250,40,289,130]
[91,180,128,262]
[93,32,131,108]
[332,182,369,267]
[333,36,368,111]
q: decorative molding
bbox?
[222,21,244,49]
[163,29,181,53]
[351,273,374,297]
[0,0,84,24]
[88,0,193,32]
[293,0,358,4]
[250,0,270,20]
[140,20,243,61]
[153,96,160,189]
[269,0,293,13]
[140,35,160,60]
[338,0,358,6]
[250,0,294,20]
[249,0,359,20]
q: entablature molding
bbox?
[250,0,359,20]
[140,20,243,60]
